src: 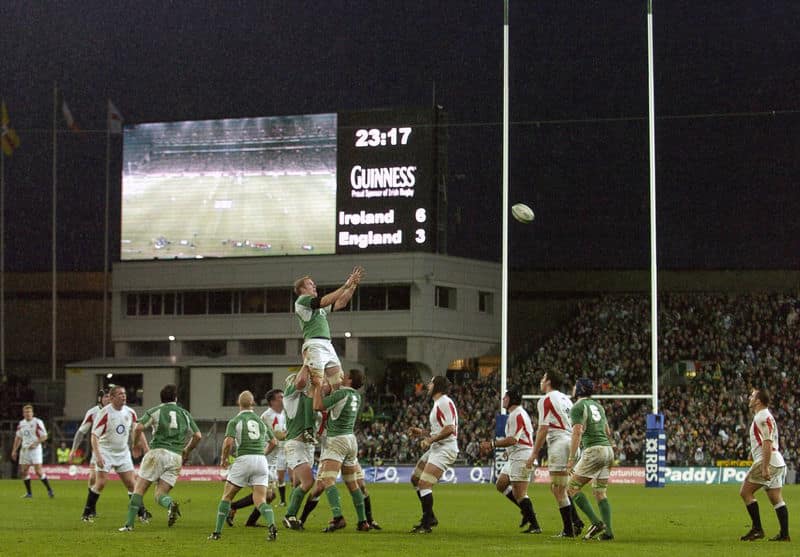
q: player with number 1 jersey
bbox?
[120,384,201,531]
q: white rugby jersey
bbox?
[504,405,534,459]
[16,417,47,449]
[537,390,573,444]
[429,394,459,449]
[77,404,103,435]
[749,407,786,467]
[93,404,137,453]
[261,407,287,447]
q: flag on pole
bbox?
[108,100,123,134]
[62,100,79,132]
[1,101,20,156]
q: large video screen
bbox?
[120,109,437,260]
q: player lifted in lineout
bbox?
[292,266,363,436]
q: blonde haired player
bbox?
[293,266,363,389]
[81,385,150,522]
[11,404,54,499]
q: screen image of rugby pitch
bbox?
[120,113,338,260]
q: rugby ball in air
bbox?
[511,203,534,223]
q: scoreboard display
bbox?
[336,109,437,254]
[120,108,440,261]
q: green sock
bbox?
[350,489,366,522]
[573,492,601,524]
[258,502,275,526]
[157,493,173,510]
[325,485,342,518]
[287,487,307,516]
[598,498,613,535]
[125,493,143,527]
[214,500,231,534]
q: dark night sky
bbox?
[1,1,798,272]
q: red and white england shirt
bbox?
[429,394,459,450]
[93,404,137,455]
[537,389,573,445]
[505,405,534,460]
[749,408,786,467]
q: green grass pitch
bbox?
[1,480,795,557]
[121,174,336,259]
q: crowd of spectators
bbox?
[357,291,799,469]
[356,372,499,466]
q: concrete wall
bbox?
[64,366,178,419]
[188,365,296,420]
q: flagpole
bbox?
[103,104,111,359]
[52,82,58,382]
[1,147,5,384]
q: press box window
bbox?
[223,373,274,406]
[435,286,457,309]
[478,291,493,313]
[101,373,144,406]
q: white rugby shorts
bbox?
[19,445,43,466]
[500,459,533,482]
[572,445,613,481]
[319,434,358,467]
[418,442,458,473]
[285,438,315,470]
[266,446,287,471]
[746,461,786,490]
[301,338,341,372]
[138,448,183,486]
[226,454,270,488]
[95,448,134,474]
[547,437,572,471]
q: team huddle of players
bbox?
[11,265,790,542]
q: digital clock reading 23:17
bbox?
[336,109,438,254]
[354,127,412,147]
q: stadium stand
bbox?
[355,292,799,470]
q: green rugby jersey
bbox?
[569,398,612,448]
[323,387,361,437]
[295,294,331,339]
[284,384,312,440]
[140,402,199,455]
[225,409,268,456]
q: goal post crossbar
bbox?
[521,394,653,401]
